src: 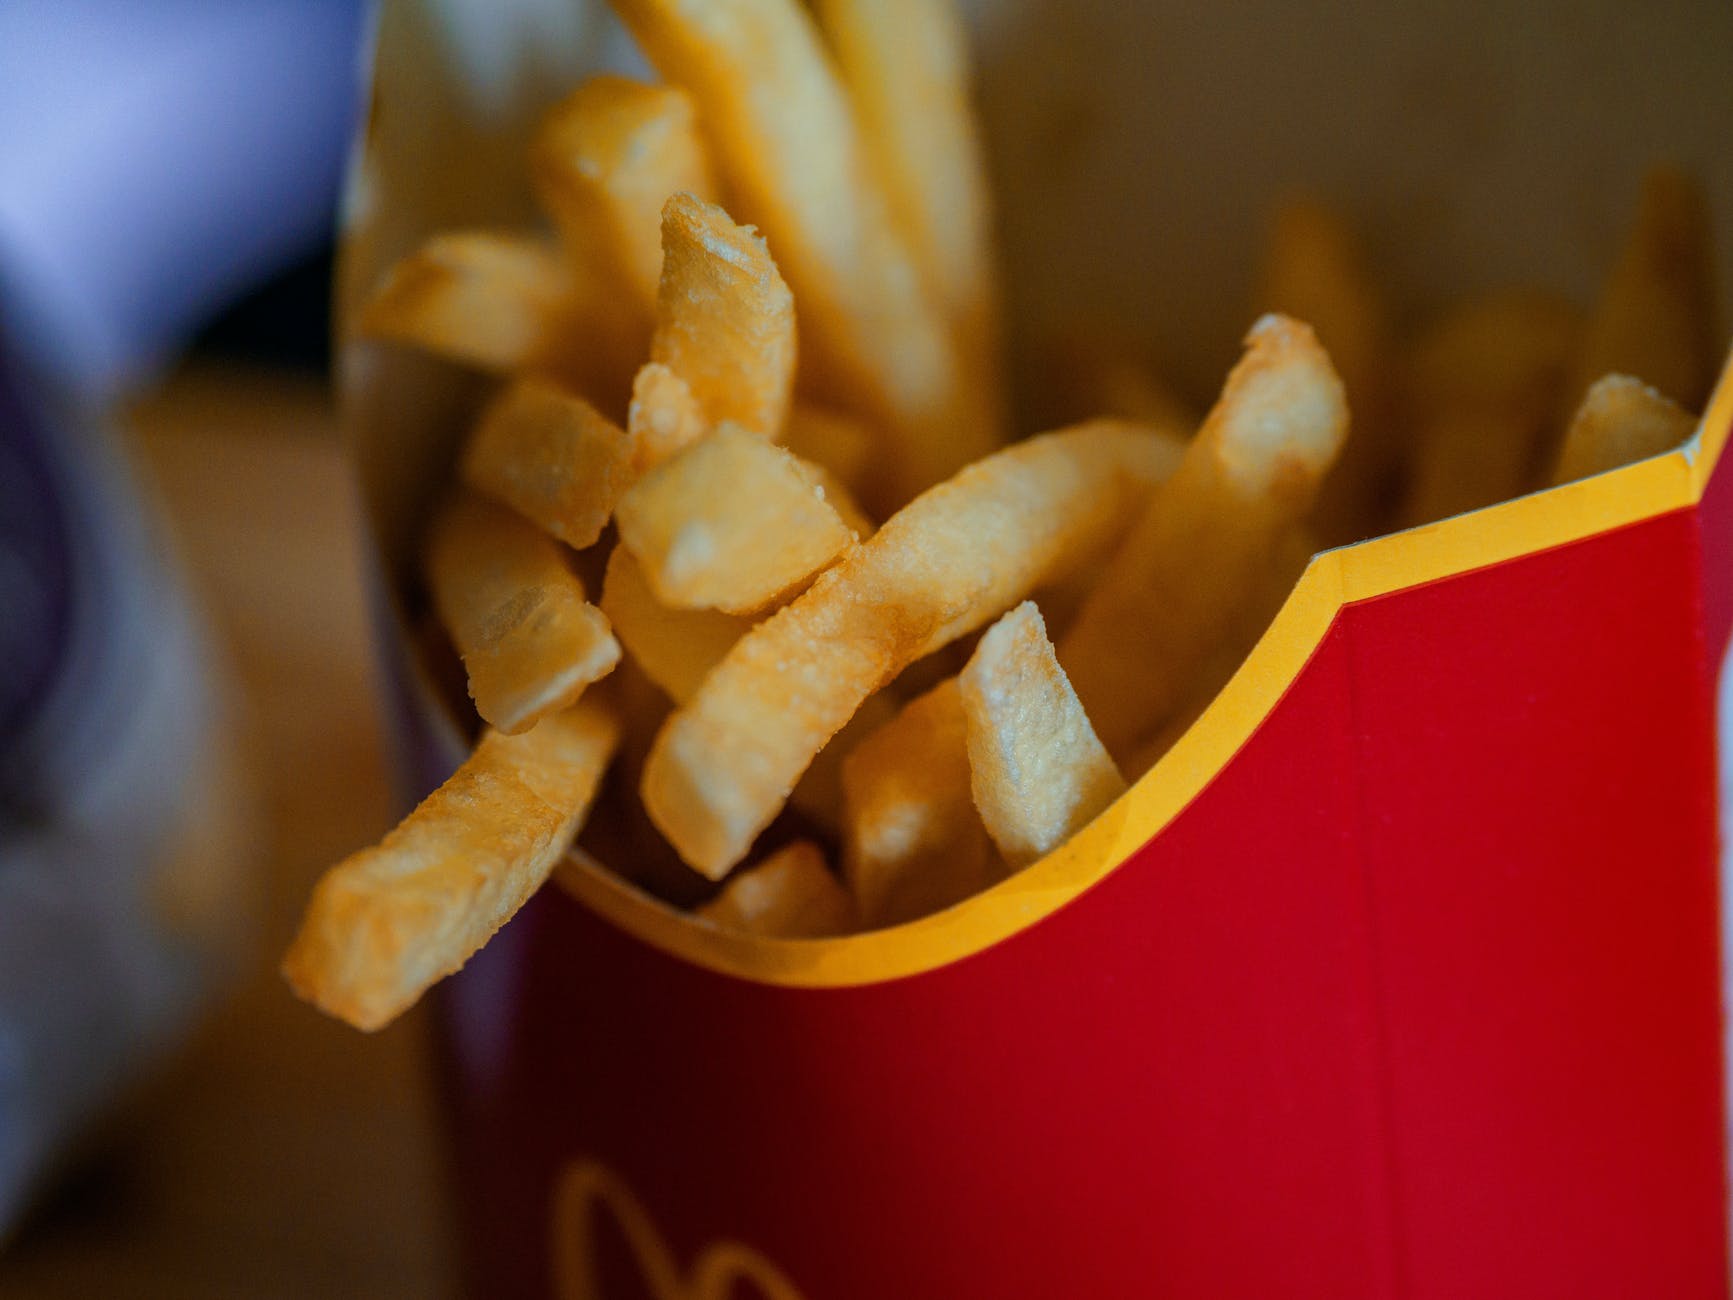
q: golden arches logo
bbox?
[551,1158,806,1300]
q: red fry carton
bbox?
[343,1,1733,1295]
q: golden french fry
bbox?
[607,0,996,503]
[694,840,856,936]
[1552,373,1698,485]
[1399,291,1580,525]
[532,76,719,319]
[961,602,1125,869]
[1570,166,1719,413]
[654,192,798,436]
[628,361,710,471]
[813,0,1004,430]
[283,701,619,1031]
[600,545,754,702]
[614,422,856,614]
[643,418,1187,877]
[1255,195,1392,542]
[461,377,635,549]
[1060,315,1348,760]
[357,232,590,379]
[426,492,621,734]
[841,678,995,926]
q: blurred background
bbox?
[0,2,454,1294]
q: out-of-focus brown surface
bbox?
[0,366,456,1298]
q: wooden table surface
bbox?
[0,365,456,1298]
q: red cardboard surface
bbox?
[426,409,1733,1296]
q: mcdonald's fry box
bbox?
[340,0,1733,1294]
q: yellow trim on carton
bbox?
[555,353,1733,987]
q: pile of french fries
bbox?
[285,0,1722,1032]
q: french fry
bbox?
[607,0,997,503]
[694,840,856,937]
[282,701,619,1031]
[653,192,797,437]
[1569,166,1718,414]
[600,545,754,702]
[961,603,1125,868]
[841,678,995,926]
[532,76,719,320]
[1399,291,1580,525]
[1255,195,1392,542]
[460,377,635,549]
[357,232,592,381]
[813,0,1004,428]
[426,492,621,734]
[614,422,857,614]
[628,361,710,471]
[1551,373,1697,485]
[1060,316,1348,760]
[643,419,1187,877]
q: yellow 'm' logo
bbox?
[551,1159,806,1300]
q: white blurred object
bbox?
[0,0,365,1235]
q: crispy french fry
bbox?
[283,701,619,1031]
[358,232,592,381]
[461,377,635,549]
[628,361,710,471]
[532,76,719,319]
[600,545,754,701]
[1399,291,1580,524]
[813,0,1004,430]
[1060,316,1348,760]
[841,678,995,926]
[615,422,856,613]
[426,493,621,734]
[961,602,1124,868]
[694,840,856,936]
[1255,195,1392,542]
[643,419,1186,877]
[1552,373,1697,485]
[1570,166,1719,413]
[654,192,797,436]
[607,0,997,503]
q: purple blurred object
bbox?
[0,0,367,1235]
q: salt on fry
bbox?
[357,232,591,380]
[607,0,997,503]
[461,377,635,549]
[813,0,1004,429]
[961,603,1124,869]
[615,422,856,614]
[1060,315,1348,760]
[694,840,856,937]
[1551,373,1697,485]
[1399,291,1580,525]
[282,701,619,1031]
[653,192,797,437]
[643,419,1187,877]
[1255,195,1392,542]
[1570,166,1719,414]
[628,361,710,471]
[532,76,719,319]
[600,545,754,702]
[841,678,995,926]
[426,492,621,734]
